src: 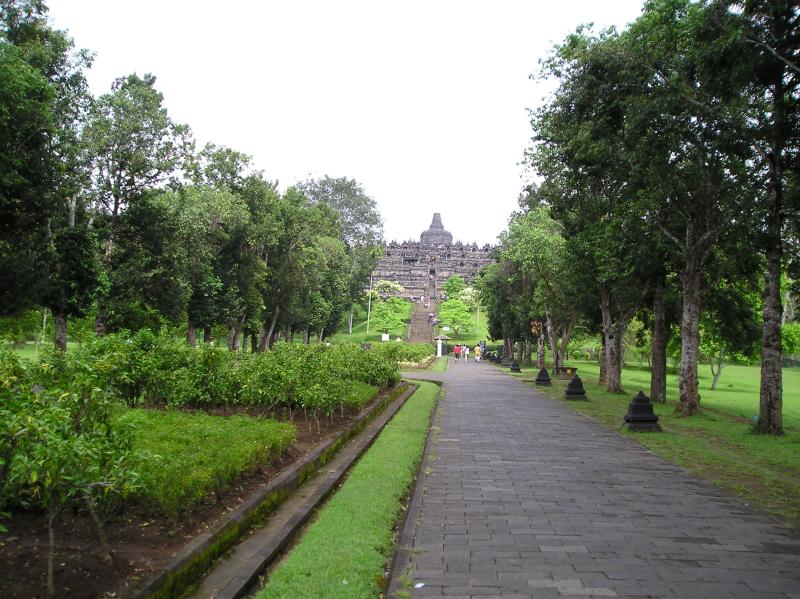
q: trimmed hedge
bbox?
[10,332,400,416]
[117,408,295,517]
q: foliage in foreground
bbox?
[258,381,439,599]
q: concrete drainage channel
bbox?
[126,382,418,599]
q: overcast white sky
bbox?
[47,1,644,245]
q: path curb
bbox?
[387,377,446,598]
[127,382,414,599]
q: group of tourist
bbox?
[453,344,481,363]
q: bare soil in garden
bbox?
[0,389,394,599]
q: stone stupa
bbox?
[419,213,453,245]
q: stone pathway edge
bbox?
[126,381,416,599]
[387,377,446,598]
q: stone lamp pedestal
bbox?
[623,391,662,431]
[565,374,588,401]
[535,368,551,386]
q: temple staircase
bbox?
[408,300,438,344]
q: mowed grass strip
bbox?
[256,381,439,599]
[117,409,295,517]
[507,360,800,526]
[428,356,449,372]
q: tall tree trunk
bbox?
[516,339,524,364]
[270,327,280,349]
[94,305,106,337]
[599,336,607,385]
[600,288,625,393]
[261,306,280,350]
[546,315,559,374]
[226,324,239,351]
[317,328,324,344]
[54,312,67,352]
[348,303,354,334]
[84,494,112,565]
[186,324,197,347]
[203,325,214,343]
[677,262,702,415]
[303,325,310,345]
[759,203,783,433]
[524,337,532,365]
[38,308,48,350]
[250,332,258,353]
[558,323,573,368]
[650,277,668,403]
[759,83,784,433]
[710,348,725,391]
[536,335,545,368]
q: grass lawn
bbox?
[427,356,449,372]
[116,408,295,518]
[328,303,413,345]
[401,356,448,373]
[503,359,800,527]
[4,341,82,361]
[256,381,440,599]
[438,307,489,348]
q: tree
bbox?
[187,142,253,192]
[442,274,466,298]
[41,227,101,351]
[297,175,384,334]
[373,279,404,297]
[503,206,579,373]
[724,0,800,434]
[1,0,101,354]
[104,192,188,332]
[297,175,383,249]
[529,2,762,412]
[83,72,192,334]
[169,186,250,345]
[0,42,54,314]
[437,299,472,336]
[370,299,406,334]
[457,286,480,311]
[700,278,761,389]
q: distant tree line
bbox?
[478,0,798,435]
[0,0,383,352]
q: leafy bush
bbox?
[0,380,141,582]
[378,342,434,363]
[0,349,25,391]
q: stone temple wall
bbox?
[371,213,494,299]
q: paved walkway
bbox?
[390,359,800,598]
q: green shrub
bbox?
[165,344,242,407]
[0,349,26,392]
[15,334,400,419]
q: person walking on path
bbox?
[474,344,481,362]
[453,344,461,361]
[463,346,469,362]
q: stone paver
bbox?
[391,360,800,598]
